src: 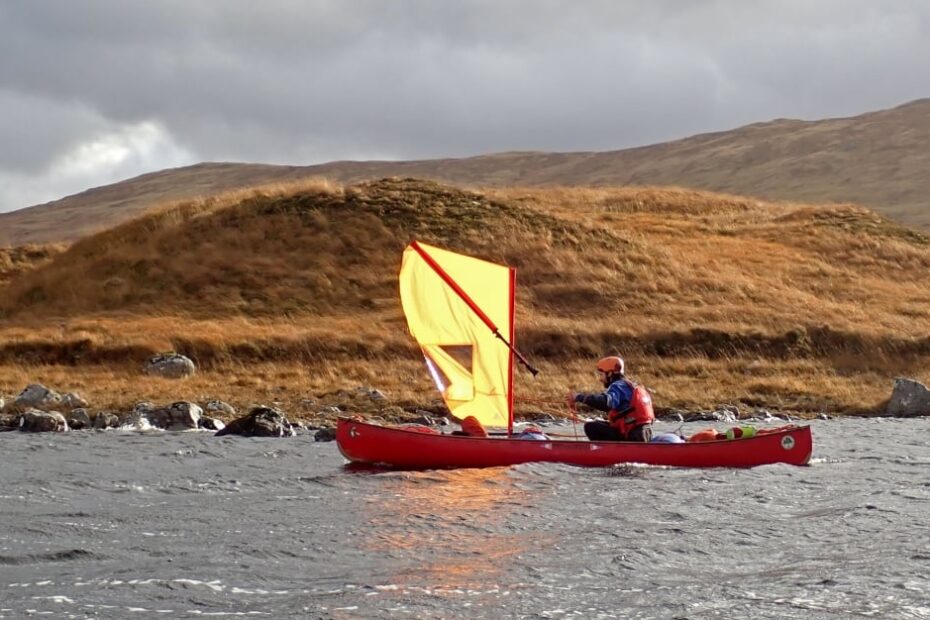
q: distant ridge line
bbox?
[1,97,928,246]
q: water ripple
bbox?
[1,419,928,618]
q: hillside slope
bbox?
[0,245,61,286]
[0,163,311,247]
[2,178,929,415]
[2,99,928,247]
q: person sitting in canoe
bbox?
[570,356,655,442]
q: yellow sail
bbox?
[399,241,514,429]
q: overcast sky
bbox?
[1,0,928,213]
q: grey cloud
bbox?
[0,90,112,172]
[1,0,929,212]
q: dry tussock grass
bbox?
[0,244,63,285]
[1,178,928,417]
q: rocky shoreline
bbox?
[3,376,930,440]
[3,354,930,439]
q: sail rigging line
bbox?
[409,240,539,377]
[513,396,581,440]
[514,396,581,418]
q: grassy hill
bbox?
[1,178,929,418]
[0,245,61,286]
[2,99,928,248]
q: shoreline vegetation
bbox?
[3,177,930,423]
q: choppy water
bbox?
[1,418,928,619]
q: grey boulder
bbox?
[14,384,62,410]
[67,408,92,429]
[144,353,196,379]
[199,417,226,431]
[887,378,930,417]
[205,400,236,417]
[314,427,337,442]
[93,412,120,429]
[215,406,295,437]
[19,409,69,432]
[148,402,203,430]
[61,392,89,410]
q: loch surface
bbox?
[1,418,928,619]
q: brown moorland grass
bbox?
[2,178,929,420]
[0,244,62,286]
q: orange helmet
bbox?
[596,356,625,376]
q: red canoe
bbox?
[336,418,813,469]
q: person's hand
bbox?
[566,391,577,411]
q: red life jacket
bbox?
[608,385,655,437]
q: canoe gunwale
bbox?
[335,417,813,470]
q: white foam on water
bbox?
[30,596,74,604]
[186,612,270,616]
[117,419,161,432]
[110,483,148,493]
[173,578,225,592]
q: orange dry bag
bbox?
[461,415,488,437]
[688,428,720,443]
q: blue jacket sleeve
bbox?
[605,381,634,412]
[575,381,633,413]
[575,391,609,412]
